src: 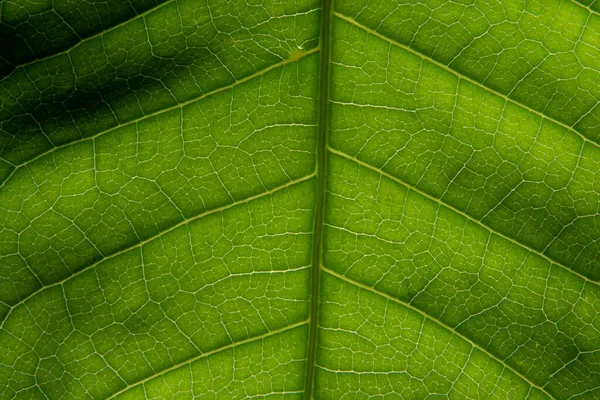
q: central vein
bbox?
[305,0,333,397]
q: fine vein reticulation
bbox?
[2,0,600,399]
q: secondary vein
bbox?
[0,48,318,189]
[329,146,600,290]
[333,12,600,152]
[106,320,309,400]
[0,174,314,330]
[322,267,556,400]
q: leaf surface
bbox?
[1,0,600,399]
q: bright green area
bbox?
[1,0,600,399]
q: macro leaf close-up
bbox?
[2,0,600,398]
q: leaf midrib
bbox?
[304,0,333,396]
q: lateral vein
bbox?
[0,174,315,329]
[106,320,309,400]
[321,266,556,400]
[0,48,319,189]
[333,12,600,152]
[329,146,600,289]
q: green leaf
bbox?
[1,0,600,398]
